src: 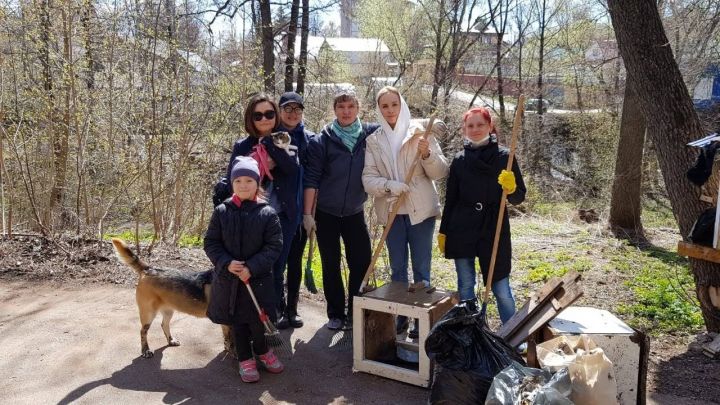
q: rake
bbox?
[242,279,293,357]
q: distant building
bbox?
[290,36,395,79]
[693,65,720,110]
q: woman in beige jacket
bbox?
[362,86,449,337]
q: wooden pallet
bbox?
[498,271,583,347]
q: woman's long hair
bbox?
[243,93,280,137]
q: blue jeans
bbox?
[386,215,435,285]
[454,257,516,324]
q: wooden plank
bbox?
[505,281,584,347]
[677,241,720,264]
[428,296,453,325]
[364,311,396,362]
[499,271,581,339]
[362,282,452,307]
[353,359,428,387]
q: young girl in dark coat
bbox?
[438,107,526,324]
[226,94,301,323]
[204,156,285,383]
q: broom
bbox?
[303,193,319,294]
[359,115,437,293]
[242,279,293,357]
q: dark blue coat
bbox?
[439,139,526,284]
[279,123,315,222]
[226,135,301,221]
[204,199,282,324]
[304,123,379,217]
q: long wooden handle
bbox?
[483,96,525,304]
[360,115,437,292]
[305,192,318,271]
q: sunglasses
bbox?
[252,110,276,121]
[282,105,304,114]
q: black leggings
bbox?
[233,321,267,361]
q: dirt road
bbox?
[0,281,428,404]
[1,280,713,405]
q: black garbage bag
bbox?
[426,301,525,405]
[430,365,495,404]
[212,177,231,207]
[689,207,716,246]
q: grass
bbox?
[613,244,704,334]
[104,230,205,248]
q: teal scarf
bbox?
[332,118,362,151]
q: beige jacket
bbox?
[362,120,449,226]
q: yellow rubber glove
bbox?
[437,233,446,255]
[498,169,516,194]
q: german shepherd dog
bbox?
[111,238,234,358]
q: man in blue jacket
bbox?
[303,90,379,331]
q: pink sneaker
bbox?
[258,349,284,374]
[239,359,260,383]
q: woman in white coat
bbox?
[362,86,449,337]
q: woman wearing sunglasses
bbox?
[225,93,301,322]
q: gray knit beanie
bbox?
[230,156,260,183]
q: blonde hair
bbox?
[376,86,400,104]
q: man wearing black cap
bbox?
[276,91,316,329]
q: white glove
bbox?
[385,180,410,196]
[303,214,316,234]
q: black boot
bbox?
[286,294,303,328]
[276,300,290,330]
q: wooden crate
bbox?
[352,282,454,387]
[542,307,649,405]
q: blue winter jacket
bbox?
[278,123,315,223]
[304,122,380,217]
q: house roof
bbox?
[293,36,390,58]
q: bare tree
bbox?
[297,0,310,93]
[609,81,646,239]
[608,0,720,332]
[284,0,300,91]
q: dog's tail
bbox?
[111,238,149,275]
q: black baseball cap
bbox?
[279,92,304,108]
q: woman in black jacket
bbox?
[225,93,301,322]
[438,107,526,324]
[204,156,284,383]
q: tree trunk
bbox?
[284,0,299,92]
[496,33,506,123]
[536,0,546,115]
[296,0,309,94]
[609,81,645,238]
[608,0,720,332]
[259,0,275,93]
